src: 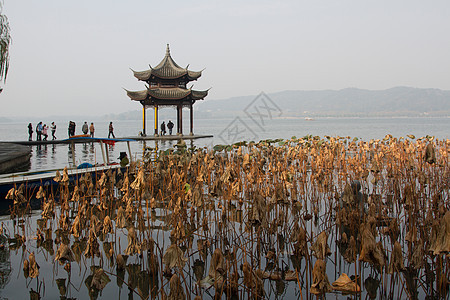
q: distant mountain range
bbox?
[195,87,450,118]
[6,87,446,122]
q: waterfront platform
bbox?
[2,134,213,146]
[0,134,212,173]
[0,142,31,174]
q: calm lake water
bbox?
[0,116,448,299]
[1,116,449,172]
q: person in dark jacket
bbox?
[28,123,33,141]
[160,121,166,136]
[167,120,174,135]
[108,122,115,138]
[118,152,129,167]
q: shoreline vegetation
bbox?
[2,134,449,299]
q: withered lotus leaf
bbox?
[120,173,130,192]
[208,248,224,283]
[242,262,265,298]
[429,210,450,255]
[90,268,110,291]
[310,259,332,295]
[168,274,185,300]
[97,173,108,188]
[36,186,45,199]
[56,278,66,296]
[28,252,39,278]
[130,168,145,190]
[425,143,436,164]
[116,254,128,271]
[343,236,357,263]
[332,273,361,293]
[103,215,112,235]
[23,259,29,278]
[84,230,100,258]
[70,214,82,238]
[61,167,69,183]
[41,200,54,219]
[293,226,308,258]
[248,194,268,227]
[193,259,205,282]
[163,244,187,269]
[359,224,386,268]
[55,243,74,264]
[116,206,126,228]
[53,171,61,182]
[70,186,80,202]
[125,226,141,256]
[410,240,424,270]
[310,231,332,260]
[405,224,418,243]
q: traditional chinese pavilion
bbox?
[125,44,208,136]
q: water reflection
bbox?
[28,139,207,172]
[81,143,89,162]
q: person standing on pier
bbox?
[28,123,33,141]
[42,124,49,141]
[160,121,166,136]
[167,120,174,135]
[36,122,43,141]
[89,122,95,137]
[82,122,88,135]
[108,122,115,138]
[51,122,57,140]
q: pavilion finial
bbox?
[166,44,170,56]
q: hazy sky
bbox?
[2,0,450,117]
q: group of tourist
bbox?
[27,121,116,141]
[69,121,97,138]
[28,122,57,141]
[160,120,174,135]
[78,121,96,138]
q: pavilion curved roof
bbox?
[132,44,203,81]
[125,87,209,101]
